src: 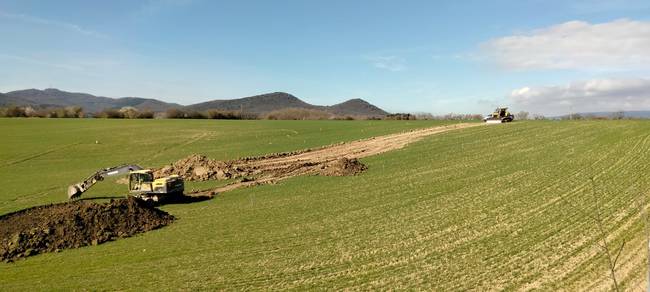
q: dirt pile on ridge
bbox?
[164,123,482,196]
[320,158,367,176]
[154,154,247,181]
[0,197,174,262]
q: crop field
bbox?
[1,119,650,290]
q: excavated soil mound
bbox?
[154,154,247,181]
[319,158,367,176]
[161,124,479,195]
[0,197,173,262]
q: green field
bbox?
[1,119,649,290]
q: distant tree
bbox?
[137,110,154,119]
[185,111,206,119]
[165,108,186,119]
[265,108,332,120]
[96,108,124,118]
[385,113,415,120]
[515,111,529,120]
[414,113,434,120]
[610,111,625,120]
[332,115,356,120]
[4,106,27,117]
[532,114,546,120]
[119,106,139,119]
[23,106,36,117]
[564,113,584,120]
[65,106,84,118]
[207,110,247,119]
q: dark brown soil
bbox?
[0,197,174,262]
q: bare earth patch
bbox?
[153,123,481,195]
[0,197,174,262]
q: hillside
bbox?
[186,92,317,114]
[1,89,389,117]
[325,98,388,116]
[111,97,183,113]
[2,88,181,113]
[0,92,32,106]
[186,92,387,117]
[4,88,116,111]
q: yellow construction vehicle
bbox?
[67,164,184,203]
[483,107,514,124]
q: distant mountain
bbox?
[1,88,389,117]
[0,92,28,106]
[186,92,317,114]
[326,98,388,116]
[2,88,181,113]
[554,111,650,119]
[111,97,183,113]
[187,92,388,117]
[585,111,650,118]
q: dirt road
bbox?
[155,122,482,195]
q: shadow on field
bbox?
[79,196,124,201]
[162,194,215,205]
[78,194,215,206]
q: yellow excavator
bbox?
[483,107,514,124]
[67,164,184,203]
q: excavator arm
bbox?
[67,164,143,199]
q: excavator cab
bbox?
[129,170,154,192]
[128,169,184,202]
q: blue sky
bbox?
[1,0,650,115]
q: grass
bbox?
[1,119,649,290]
[0,118,449,213]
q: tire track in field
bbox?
[519,132,645,220]
[455,130,650,290]
[516,133,650,290]
[147,132,209,161]
[0,142,81,169]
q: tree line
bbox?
[1,106,642,121]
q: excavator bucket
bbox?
[68,185,82,200]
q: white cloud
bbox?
[0,11,106,38]
[364,55,406,72]
[509,78,650,115]
[483,19,650,71]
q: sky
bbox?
[1,0,650,115]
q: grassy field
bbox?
[1,119,650,290]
